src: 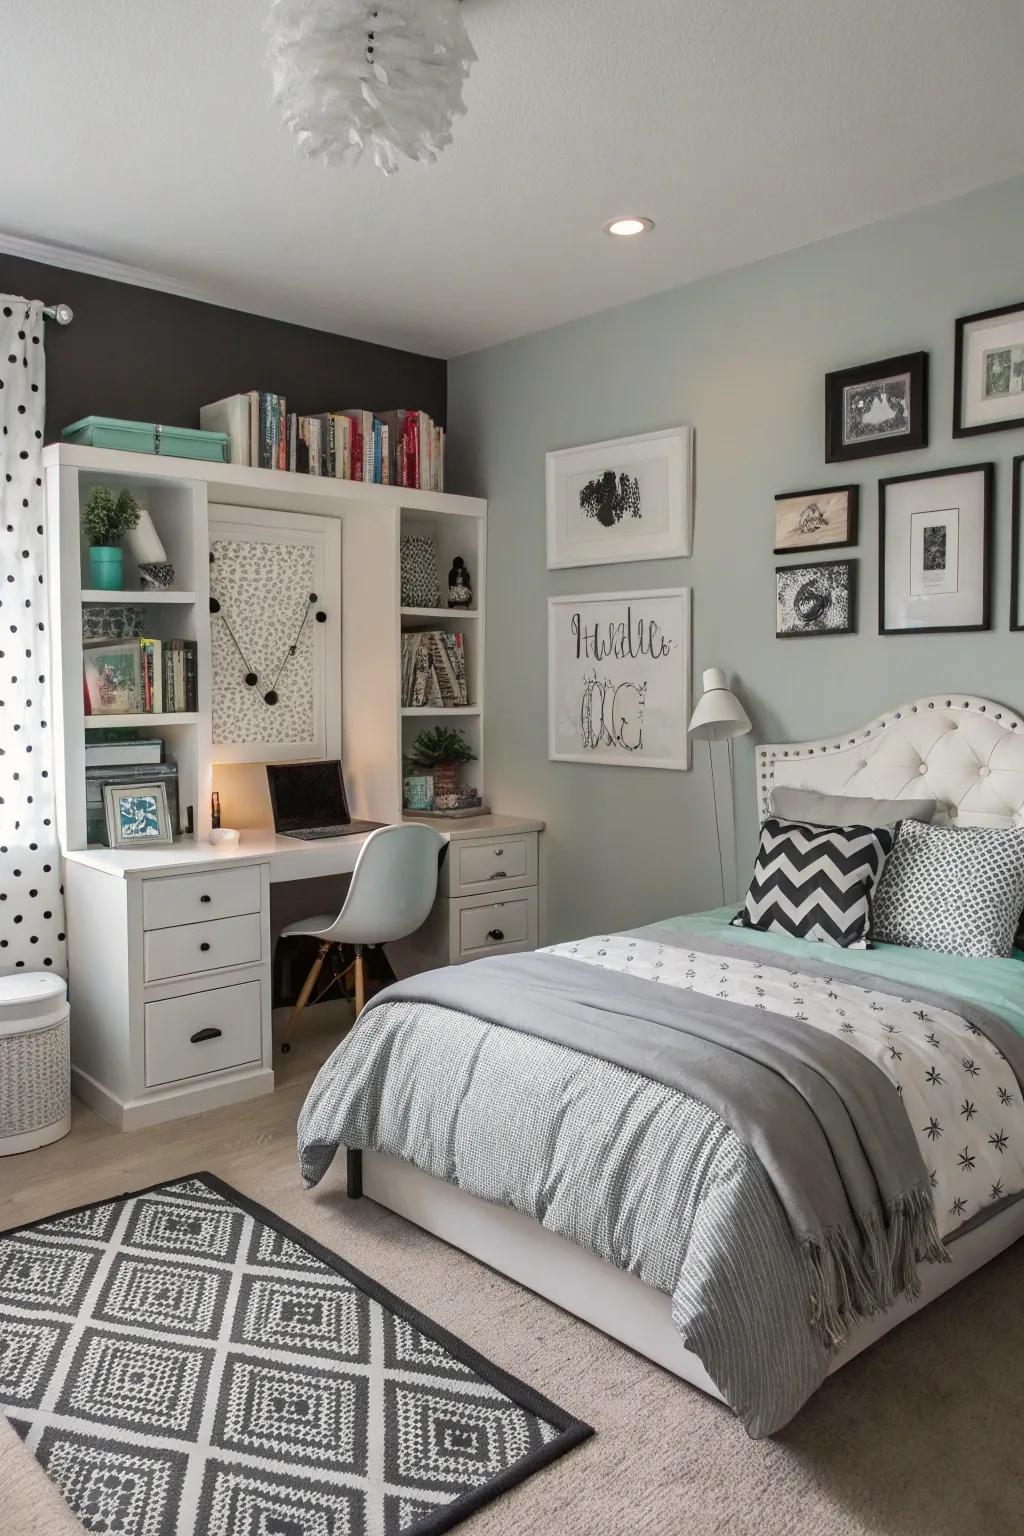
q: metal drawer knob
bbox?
[486,928,504,941]
[200,894,212,904]
[199,941,211,952]
[190,1027,222,1044]
[494,847,504,855]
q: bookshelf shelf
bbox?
[401,706,481,718]
[400,606,479,621]
[84,713,201,730]
[81,589,198,605]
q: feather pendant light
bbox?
[265,0,477,175]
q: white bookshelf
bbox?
[44,443,488,851]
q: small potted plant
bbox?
[81,486,141,590]
[405,725,477,801]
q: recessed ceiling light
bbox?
[604,216,655,238]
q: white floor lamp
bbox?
[688,668,752,905]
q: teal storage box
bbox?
[61,416,229,463]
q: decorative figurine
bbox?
[447,556,473,609]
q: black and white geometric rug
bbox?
[0,1173,592,1535]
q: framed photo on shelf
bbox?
[954,301,1024,437]
[545,427,692,569]
[878,464,993,635]
[83,640,144,715]
[773,485,858,554]
[1011,455,1024,631]
[825,353,928,463]
[776,560,856,639]
[547,588,691,769]
[103,782,174,849]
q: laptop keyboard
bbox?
[285,821,382,840]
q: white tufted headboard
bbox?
[758,695,1024,829]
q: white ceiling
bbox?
[4,0,1024,358]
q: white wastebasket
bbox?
[0,973,71,1155]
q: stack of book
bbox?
[201,393,445,490]
[83,734,180,846]
[401,631,468,708]
[83,638,198,715]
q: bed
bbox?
[297,694,1024,1435]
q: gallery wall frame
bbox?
[954,301,1024,437]
[773,484,859,555]
[825,352,928,463]
[1011,454,1024,632]
[878,463,993,636]
[775,559,857,639]
[545,426,692,569]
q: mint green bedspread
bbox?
[644,906,1024,1039]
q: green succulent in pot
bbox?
[81,486,141,591]
[405,726,477,798]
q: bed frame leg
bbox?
[346,1147,363,1200]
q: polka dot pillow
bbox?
[873,820,1024,959]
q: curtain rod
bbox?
[43,303,73,325]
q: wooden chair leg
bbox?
[280,942,332,1054]
[353,946,366,1015]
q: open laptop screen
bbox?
[266,760,350,832]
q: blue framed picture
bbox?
[103,782,174,848]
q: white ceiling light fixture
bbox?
[265,0,477,177]
[604,216,655,238]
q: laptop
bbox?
[266,760,384,841]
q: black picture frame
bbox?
[775,559,857,639]
[878,462,993,636]
[954,301,1024,438]
[1012,454,1024,632]
[825,352,928,463]
[773,484,859,555]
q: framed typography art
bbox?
[545,427,692,569]
[548,588,691,769]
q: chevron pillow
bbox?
[733,816,897,949]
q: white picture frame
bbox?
[545,427,692,569]
[548,589,691,770]
[103,782,174,849]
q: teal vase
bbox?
[88,546,124,590]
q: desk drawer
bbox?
[458,890,537,956]
[143,866,262,930]
[445,834,537,896]
[144,913,262,982]
[145,980,262,1087]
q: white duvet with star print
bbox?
[546,935,1024,1236]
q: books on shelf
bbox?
[401,631,468,708]
[83,638,198,715]
[200,393,445,489]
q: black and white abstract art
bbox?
[546,427,692,568]
[826,353,928,462]
[776,560,856,638]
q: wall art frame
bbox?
[773,484,859,554]
[825,352,928,463]
[547,587,691,770]
[545,427,692,570]
[775,559,857,639]
[1011,454,1024,632]
[103,781,174,849]
[878,463,993,635]
[954,301,1024,437]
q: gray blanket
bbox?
[365,949,948,1345]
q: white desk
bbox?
[62,813,543,1132]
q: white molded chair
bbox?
[278,823,445,1053]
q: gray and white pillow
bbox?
[769,786,936,827]
[873,820,1024,959]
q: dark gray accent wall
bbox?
[0,254,445,443]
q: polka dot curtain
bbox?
[0,297,65,975]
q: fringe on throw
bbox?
[802,1182,951,1350]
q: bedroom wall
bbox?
[447,174,1024,943]
[0,253,445,441]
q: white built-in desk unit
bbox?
[44,444,543,1130]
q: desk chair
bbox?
[278,823,445,1053]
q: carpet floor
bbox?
[2,1004,1023,1536]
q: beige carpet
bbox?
[2,1005,1023,1536]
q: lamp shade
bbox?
[688,667,752,741]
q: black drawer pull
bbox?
[494,847,504,855]
[199,941,211,952]
[486,928,504,942]
[490,870,508,879]
[190,1027,222,1044]
[200,894,212,904]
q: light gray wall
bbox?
[447,176,1024,943]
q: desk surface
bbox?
[62,814,545,882]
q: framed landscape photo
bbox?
[545,427,692,569]
[825,353,928,463]
[103,782,174,849]
[878,464,993,635]
[954,302,1024,437]
[773,485,858,554]
[776,560,856,638]
[548,588,691,769]
[1012,455,1024,631]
